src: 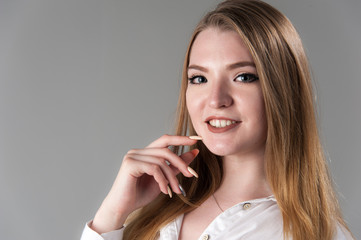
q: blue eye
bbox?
[234,73,259,83]
[188,75,207,84]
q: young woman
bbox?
[81,0,353,239]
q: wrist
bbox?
[91,204,129,234]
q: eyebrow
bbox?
[187,61,256,72]
[227,61,256,70]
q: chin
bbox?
[202,140,237,157]
[201,137,267,158]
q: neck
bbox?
[214,149,272,207]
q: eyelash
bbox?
[188,73,259,84]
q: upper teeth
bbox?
[209,119,236,128]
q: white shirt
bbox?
[81,196,353,240]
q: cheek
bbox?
[250,85,266,119]
[241,87,267,134]
[185,91,192,117]
[186,90,203,129]
[252,94,268,139]
[186,90,196,118]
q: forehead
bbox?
[188,28,254,66]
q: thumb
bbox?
[179,149,199,165]
[169,149,199,176]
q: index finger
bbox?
[146,134,202,149]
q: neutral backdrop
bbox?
[0,0,360,239]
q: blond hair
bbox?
[123,0,350,239]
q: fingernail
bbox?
[189,136,203,140]
[167,185,172,198]
[178,184,186,197]
[187,166,198,178]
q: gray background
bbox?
[0,0,360,239]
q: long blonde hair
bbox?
[123,0,350,239]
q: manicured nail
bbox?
[178,184,186,197]
[167,185,172,198]
[187,166,198,178]
[189,136,203,140]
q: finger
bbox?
[146,134,202,149]
[122,156,169,194]
[180,149,199,165]
[169,149,199,177]
[127,148,194,178]
[124,157,169,194]
[126,153,183,194]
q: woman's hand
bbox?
[90,135,201,234]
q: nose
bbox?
[208,81,233,109]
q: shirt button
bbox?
[201,234,209,240]
[243,202,251,210]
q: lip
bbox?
[205,116,241,134]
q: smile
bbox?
[209,119,237,128]
[205,117,241,133]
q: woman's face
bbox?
[186,28,267,158]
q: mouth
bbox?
[208,119,237,128]
[205,117,241,133]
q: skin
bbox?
[91,135,200,233]
[186,28,267,158]
[179,28,272,239]
[91,27,272,239]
